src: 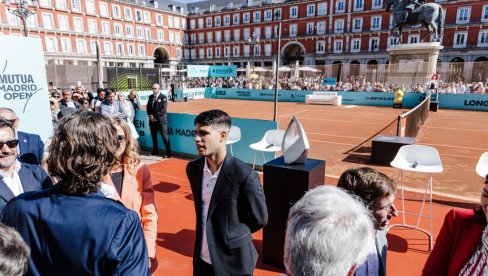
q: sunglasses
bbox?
[117,135,126,142]
[0,139,19,149]
[5,118,17,125]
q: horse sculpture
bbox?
[386,0,444,44]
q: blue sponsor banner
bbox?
[323,77,337,85]
[437,93,488,111]
[187,65,210,78]
[209,65,237,77]
[134,110,278,166]
[187,65,237,78]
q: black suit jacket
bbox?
[0,163,52,211]
[186,154,268,276]
[147,93,168,124]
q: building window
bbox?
[233,46,240,57]
[307,4,315,17]
[369,37,379,52]
[274,8,282,19]
[55,0,66,10]
[316,40,325,53]
[126,25,134,37]
[157,30,164,41]
[167,17,174,28]
[58,15,68,31]
[265,9,273,21]
[138,44,145,56]
[45,37,57,52]
[453,32,467,48]
[244,28,250,40]
[254,11,261,22]
[99,2,108,17]
[124,7,132,21]
[135,10,143,23]
[334,19,344,33]
[143,12,150,24]
[71,0,80,12]
[215,16,221,26]
[190,49,195,59]
[174,32,180,44]
[482,5,488,22]
[254,27,261,38]
[214,48,220,58]
[206,17,212,28]
[116,43,124,55]
[90,40,97,54]
[244,45,250,56]
[114,23,122,36]
[265,44,272,56]
[351,38,361,52]
[199,48,204,59]
[352,18,362,32]
[317,2,327,15]
[73,17,83,32]
[104,42,112,55]
[354,0,363,11]
[478,31,488,46]
[206,48,212,58]
[195,18,202,29]
[306,22,315,35]
[60,37,71,53]
[233,13,240,25]
[253,45,261,56]
[224,30,231,42]
[85,0,95,14]
[334,40,343,53]
[137,27,144,39]
[233,29,240,42]
[42,13,53,29]
[112,5,120,19]
[224,46,230,57]
[456,7,470,24]
[215,31,221,42]
[371,16,382,31]
[372,0,382,9]
[101,21,109,34]
[336,0,345,13]
[290,6,298,18]
[408,34,419,44]
[243,12,250,23]
[189,19,195,29]
[207,32,213,43]
[289,24,297,37]
[317,21,326,34]
[88,19,97,34]
[156,14,163,26]
[224,15,230,26]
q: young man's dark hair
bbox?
[194,109,231,129]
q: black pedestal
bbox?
[262,156,326,269]
[371,135,415,165]
[430,101,439,112]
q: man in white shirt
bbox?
[0,119,52,211]
[186,109,268,276]
[100,90,128,120]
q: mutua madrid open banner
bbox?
[0,35,53,141]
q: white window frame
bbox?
[290,6,298,19]
[207,31,213,43]
[156,14,163,26]
[289,24,297,37]
[317,21,326,35]
[243,12,250,23]
[189,19,196,29]
[206,17,212,27]
[265,44,272,56]
[233,13,240,25]
[353,0,363,12]
[224,15,231,26]
[233,46,240,57]
[478,30,488,47]
[456,7,471,24]
[334,19,344,33]
[138,44,145,56]
[233,29,240,42]
[73,17,83,33]
[317,2,327,16]
[116,42,124,55]
[253,11,261,22]
[243,45,250,57]
[369,37,379,52]
[124,7,132,21]
[482,5,488,23]
[336,0,345,13]
[351,38,361,53]
[101,21,110,34]
[206,48,212,58]
[57,15,68,31]
[42,13,53,30]
[99,2,108,17]
[135,9,143,23]
[215,16,221,26]
[372,0,382,9]
[371,16,382,31]
[126,25,134,38]
[60,37,72,53]
[307,4,315,17]
[274,8,282,20]
[215,31,222,43]
[88,19,97,34]
[45,36,58,53]
[215,47,221,58]
[112,5,121,19]
[55,0,66,10]
[316,40,325,54]
[71,0,80,12]
[408,34,420,44]
[453,31,467,48]
[143,11,150,24]
[127,43,135,56]
[85,0,95,15]
[306,22,315,35]
[264,9,273,21]
[114,23,122,36]
[334,40,343,53]
[352,18,362,32]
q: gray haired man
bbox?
[284,186,374,276]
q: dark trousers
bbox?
[149,120,171,156]
[194,258,214,276]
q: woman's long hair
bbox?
[111,117,141,174]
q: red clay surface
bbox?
[169,98,488,200]
[151,158,454,276]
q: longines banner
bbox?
[187,65,237,78]
[0,35,53,141]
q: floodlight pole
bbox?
[273,19,281,122]
[3,0,38,37]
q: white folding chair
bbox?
[476,152,488,177]
[249,129,285,169]
[226,126,241,156]
[389,144,443,251]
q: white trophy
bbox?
[281,116,310,164]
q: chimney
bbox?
[247,0,253,6]
[209,4,216,12]
[226,2,233,9]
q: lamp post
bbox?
[3,0,38,37]
[247,32,260,70]
[273,15,282,122]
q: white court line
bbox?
[309,139,356,146]
[307,132,367,140]
[421,142,488,151]
[277,109,309,118]
[423,126,488,133]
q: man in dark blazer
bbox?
[337,167,398,276]
[186,109,268,276]
[0,108,44,165]
[0,119,52,211]
[147,83,172,158]
[1,112,149,275]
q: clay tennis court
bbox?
[169,98,488,200]
[150,98,487,275]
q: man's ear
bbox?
[220,129,228,142]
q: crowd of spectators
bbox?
[175,75,488,94]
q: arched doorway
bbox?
[472,56,488,82]
[350,60,360,79]
[281,42,305,65]
[448,57,465,82]
[153,47,170,66]
[366,60,379,82]
[332,61,342,81]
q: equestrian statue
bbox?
[386,0,444,44]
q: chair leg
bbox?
[399,170,406,225]
[262,152,267,164]
[252,151,257,170]
[416,176,430,228]
[428,175,433,251]
[230,145,233,156]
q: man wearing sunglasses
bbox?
[0,108,45,165]
[0,119,52,211]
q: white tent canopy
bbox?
[252,67,270,73]
[278,66,292,72]
[299,66,321,72]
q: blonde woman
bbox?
[103,117,158,271]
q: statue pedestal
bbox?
[387,42,443,88]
